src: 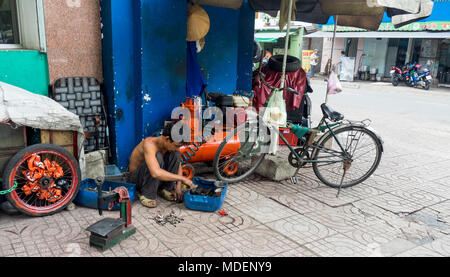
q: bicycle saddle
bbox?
[321,103,344,122]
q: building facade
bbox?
[0,0,102,96]
[306,0,450,86]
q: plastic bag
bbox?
[262,89,287,127]
[327,72,343,95]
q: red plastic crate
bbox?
[279,128,299,146]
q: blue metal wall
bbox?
[101,0,255,171]
[101,0,141,171]
[197,1,255,94]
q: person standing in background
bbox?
[263,49,272,64]
[310,49,319,78]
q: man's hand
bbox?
[174,183,183,202]
[182,177,197,190]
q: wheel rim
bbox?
[8,149,78,215]
[182,164,194,179]
[313,128,381,187]
[223,161,239,176]
[215,123,269,182]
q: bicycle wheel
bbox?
[213,122,269,183]
[312,125,382,188]
[2,144,81,217]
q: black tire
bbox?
[268,55,301,73]
[424,81,431,90]
[2,144,81,217]
[392,76,399,86]
[312,126,383,188]
[213,123,268,183]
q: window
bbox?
[0,0,46,51]
[0,0,20,44]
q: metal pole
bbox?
[325,15,338,104]
[280,0,294,88]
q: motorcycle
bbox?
[390,64,409,86]
[407,64,432,90]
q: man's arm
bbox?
[144,142,186,183]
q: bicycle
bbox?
[212,74,384,193]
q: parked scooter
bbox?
[407,64,432,90]
[390,64,410,86]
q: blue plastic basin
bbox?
[184,178,228,212]
[74,178,136,211]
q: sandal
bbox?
[139,195,157,208]
[158,189,175,202]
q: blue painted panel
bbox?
[101,0,140,171]
[140,0,187,139]
[197,6,240,94]
[237,0,256,92]
[101,0,256,171]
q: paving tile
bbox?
[429,200,450,217]
[266,214,337,245]
[117,230,170,256]
[301,186,361,208]
[394,246,443,257]
[364,193,425,214]
[389,188,445,207]
[269,192,327,215]
[274,247,318,257]
[233,198,298,224]
[344,183,386,199]
[342,223,417,257]
[423,235,450,256]
[171,239,243,257]
[303,234,372,257]
[242,180,300,198]
[225,183,266,206]
[303,205,381,233]
[280,173,322,192]
[171,225,298,257]
[419,182,450,200]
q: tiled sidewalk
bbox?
[1,81,450,257]
[1,143,449,257]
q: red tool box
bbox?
[279,127,299,146]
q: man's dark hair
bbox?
[162,121,176,142]
[341,51,345,55]
[161,121,188,143]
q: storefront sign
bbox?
[302,50,314,73]
[322,21,450,32]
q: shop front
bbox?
[307,0,450,84]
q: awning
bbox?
[256,37,279,42]
[304,31,450,39]
[249,0,434,30]
[255,30,299,42]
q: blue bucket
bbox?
[74,178,136,211]
[184,178,228,212]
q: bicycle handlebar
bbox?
[259,72,300,95]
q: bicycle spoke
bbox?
[313,126,381,188]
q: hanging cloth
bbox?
[186,41,207,98]
[279,0,297,31]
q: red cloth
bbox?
[108,186,132,226]
[252,66,306,111]
[107,186,130,210]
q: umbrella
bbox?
[249,0,434,29]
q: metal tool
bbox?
[86,177,136,251]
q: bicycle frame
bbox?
[275,117,349,166]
